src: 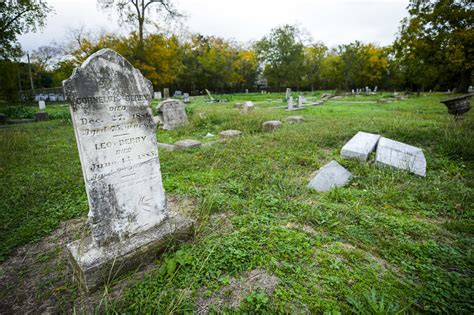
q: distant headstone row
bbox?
[35,93,65,102]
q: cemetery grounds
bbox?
[0,92,473,313]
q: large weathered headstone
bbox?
[262,120,282,132]
[63,49,193,291]
[341,131,381,161]
[375,137,426,176]
[308,160,352,192]
[156,99,188,130]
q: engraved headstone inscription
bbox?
[63,49,193,291]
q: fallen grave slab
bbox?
[375,137,426,176]
[308,160,352,192]
[341,131,381,161]
[174,139,202,150]
[219,130,243,138]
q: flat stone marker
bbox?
[38,101,46,110]
[63,49,193,291]
[286,116,304,124]
[308,160,352,192]
[262,120,282,132]
[341,131,381,161]
[375,137,426,176]
[156,99,188,130]
[174,139,202,150]
[219,130,242,138]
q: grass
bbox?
[0,93,473,313]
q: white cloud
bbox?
[18,0,409,51]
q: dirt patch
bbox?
[0,195,196,314]
[196,268,279,314]
[208,211,234,231]
[285,222,317,235]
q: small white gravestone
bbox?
[374,86,378,92]
[183,93,190,103]
[154,91,162,100]
[63,49,193,291]
[156,99,188,130]
[286,88,291,100]
[375,137,426,176]
[245,89,249,94]
[38,100,46,110]
[341,131,381,161]
[242,101,254,113]
[219,129,242,138]
[297,96,304,108]
[287,96,293,110]
[468,86,474,93]
[163,88,170,99]
[308,160,352,192]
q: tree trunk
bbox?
[457,68,472,93]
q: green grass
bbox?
[0,93,473,313]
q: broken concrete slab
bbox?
[262,120,282,132]
[286,116,304,124]
[375,137,426,177]
[219,130,242,138]
[308,160,352,192]
[341,131,381,161]
[34,112,49,122]
[174,139,202,150]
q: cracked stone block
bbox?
[375,137,426,176]
[340,131,381,161]
[308,160,352,192]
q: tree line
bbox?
[0,0,472,101]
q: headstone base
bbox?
[66,212,194,292]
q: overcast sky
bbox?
[18,0,410,52]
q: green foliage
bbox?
[0,0,52,60]
[255,24,306,88]
[2,94,473,313]
[394,0,473,92]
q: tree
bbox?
[98,0,182,58]
[0,0,52,60]
[255,25,306,89]
[303,42,328,90]
[394,0,473,92]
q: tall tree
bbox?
[255,25,306,89]
[98,0,182,59]
[0,0,52,60]
[395,0,473,92]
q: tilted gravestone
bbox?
[156,99,188,130]
[63,49,193,291]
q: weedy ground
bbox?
[0,92,473,313]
